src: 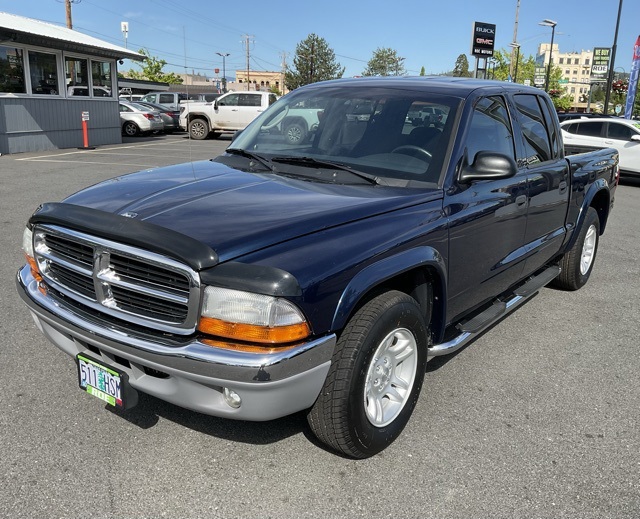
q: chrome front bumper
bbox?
[16,265,335,420]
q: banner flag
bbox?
[624,35,640,120]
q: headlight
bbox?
[198,286,310,344]
[22,227,34,258]
[22,226,42,283]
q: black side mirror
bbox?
[459,151,518,183]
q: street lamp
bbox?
[539,19,557,92]
[509,42,520,83]
[216,52,230,93]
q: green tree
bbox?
[419,66,426,76]
[284,34,344,90]
[362,47,406,76]
[452,54,472,77]
[124,49,183,84]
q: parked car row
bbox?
[118,100,185,136]
[560,116,640,177]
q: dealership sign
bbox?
[624,36,640,119]
[591,47,611,81]
[471,22,496,57]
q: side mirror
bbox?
[630,134,640,143]
[214,99,219,110]
[459,151,518,183]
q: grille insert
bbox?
[33,224,201,334]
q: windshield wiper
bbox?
[270,156,380,185]
[225,148,274,171]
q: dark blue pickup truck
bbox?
[17,78,618,458]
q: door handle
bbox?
[516,195,527,206]
[559,180,568,194]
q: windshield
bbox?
[228,85,460,187]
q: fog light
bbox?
[223,388,242,409]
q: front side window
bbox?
[466,96,515,161]
[218,93,239,106]
[607,123,635,141]
[514,94,552,164]
[575,121,604,137]
[91,60,112,97]
[29,51,59,95]
[0,45,26,93]
[65,57,89,96]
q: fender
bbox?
[562,178,610,255]
[331,246,447,341]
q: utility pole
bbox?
[509,0,521,80]
[603,0,624,115]
[309,41,315,84]
[62,0,81,29]
[280,51,288,95]
[243,34,254,91]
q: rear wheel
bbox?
[554,207,600,290]
[284,121,307,144]
[307,290,429,458]
[122,121,139,137]
[188,118,210,140]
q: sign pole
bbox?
[78,111,96,150]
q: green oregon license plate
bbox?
[77,354,124,408]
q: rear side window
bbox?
[514,94,552,164]
[159,94,175,104]
[239,94,262,107]
[538,96,560,157]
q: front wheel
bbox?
[307,291,429,458]
[553,207,600,290]
[188,118,210,140]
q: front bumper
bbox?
[16,265,335,420]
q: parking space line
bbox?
[20,159,159,167]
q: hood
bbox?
[63,160,442,262]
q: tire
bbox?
[284,121,307,144]
[554,207,600,291]
[188,118,210,140]
[307,290,429,458]
[122,121,139,137]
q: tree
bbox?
[362,47,406,76]
[452,54,472,77]
[124,49,183,84]
[419,66,426,76]
[285,34,344,90]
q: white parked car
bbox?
[119,101,164,136]
[561,117,640,177]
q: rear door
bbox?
[445,95,528,321]
[513,93,570,273]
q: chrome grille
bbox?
[33,224,201,334]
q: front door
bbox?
[445,95,528,322]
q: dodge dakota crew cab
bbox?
[17,77,618,458]
[179,90,278,140]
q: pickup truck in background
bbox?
[179,90,278,139]
[17,78,618,459]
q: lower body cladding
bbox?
[16,265,335,421]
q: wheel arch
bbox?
[283,116,308,132]
[564,180,610,254]
[331,247,447,345]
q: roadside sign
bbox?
[592,48,611,81]
[524,79,531,86]
[615,104,622,114]
[471,21,496,58]
[81,111,89,121]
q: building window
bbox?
[65,56,89,96]
[91,60,112,97]
[574,58,580,65]
[585,58,590,65]
[559,58,564,64]
[0,45,26,93]
[29,51,59,95]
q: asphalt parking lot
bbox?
[1,132,639,518]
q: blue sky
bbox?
[2,0,639,79]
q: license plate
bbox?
[77,354,124,408]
